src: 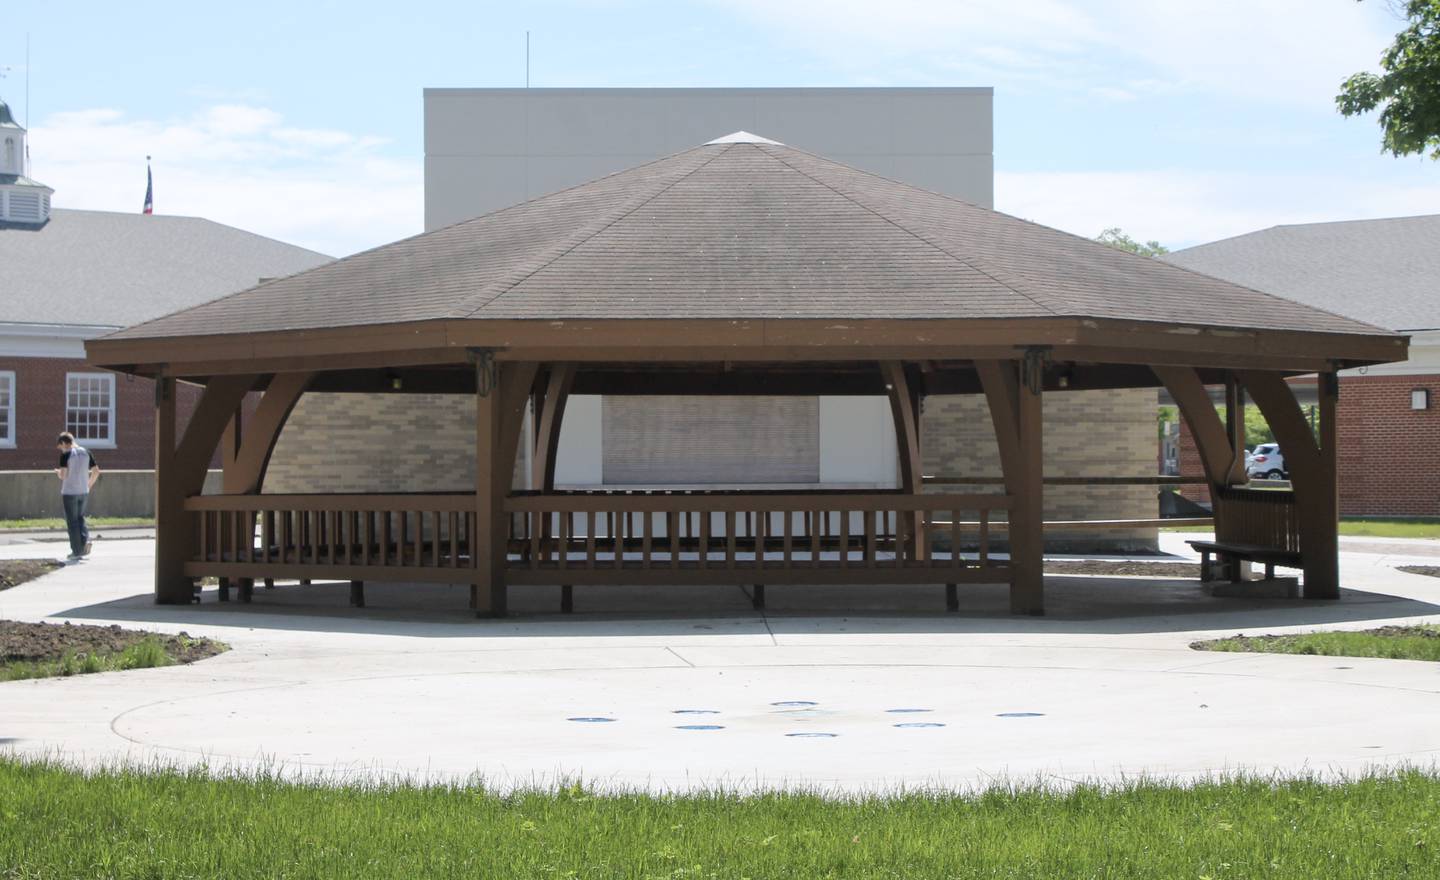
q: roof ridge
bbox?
[459,145,730,319]
[756,144,1062,317]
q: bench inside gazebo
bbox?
[85,133,1407,617]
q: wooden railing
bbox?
[1215,486,1300,552]
[183,493,478,583]
[502,491,1012,586]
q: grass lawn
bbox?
[0,516,153,531]
[1,762,1438,879]
[1193,625,1440,662]
[1164,519,1440,539]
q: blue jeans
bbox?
[62,493,89,556]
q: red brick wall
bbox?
[0,357,205,470]
[1337,375,1440,517]
[1173,375,1440,517]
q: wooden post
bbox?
[1241,369,1339,599]
[1223,374,1247,485]
[350,580,365,607]
[976,356,1044,615]
[155,374,262,604]
[154,376,187,603]
[880,361,926,562]
[473,353,538,618]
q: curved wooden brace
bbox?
[881,361,926,561]
[222,372,314,494]
[975,359,1044,615]
[1238,370,1338,599]
[532,363,575,492]
[1152,365,1244,488]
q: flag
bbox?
[142,159,153,215]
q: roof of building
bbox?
[0,99,20,129]
[2,208,332,329]
[107,136,1387,341]
[0,174,50,189]
[1164,214,1440,332]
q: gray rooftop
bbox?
[1164,214,1440,332]
[109,138,1388,341]
[1,208,331,329]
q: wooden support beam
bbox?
[977,358,1044,615]
[1153,365,1241,489]
[1223,374,1247,486]
[222,372,313,494]
[473,355,538,617]
[155,374,257,604]
[533,363,575,492]
[881,361,926,562]
[1241,369,1339,600]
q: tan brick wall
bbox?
[265,393,480,494]
[268,389,1160,551]
[922,388,1158,551]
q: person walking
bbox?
[55,431,100,562]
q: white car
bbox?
[1246,443,1287,480]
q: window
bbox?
[0,371,14,448]
[1413,389,1430,411]
[65,373,116,447]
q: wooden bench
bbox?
[1188,540,1302,583]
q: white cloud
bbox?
[996,168,1440,249]
[712,0,1394,107]
[25,105,420,257]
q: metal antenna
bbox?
[526,31,530,88]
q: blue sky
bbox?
[2,0,1436,256]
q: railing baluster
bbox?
[668,511,679,570]
[783,508,793,569]
[726,510,737,569]
[839,509,850,568]
[642,509,653,569]
[951,508,962,569]
[810,509,821,566]
[895,506,908,568]
[979,510,990,567]
[865,510,876,568]
[560,510,571,571]
[699,509,711,570]
[586,512,597,569]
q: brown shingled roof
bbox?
[106,138,1389,341]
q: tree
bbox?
[1095,227,1169,257]
[1337,1,1440,159]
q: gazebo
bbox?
[86,133,1407,616]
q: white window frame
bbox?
[0,371,15,448]
[64,372,117,449]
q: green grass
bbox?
[1163,519,1440,539]
[1,762,1438,878]
[1194,626,1440,662]
[1337,519,1440,539]
[0,637,175,683]
[0,516,153,531]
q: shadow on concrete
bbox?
[49,575,1440,639]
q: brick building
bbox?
[1165,215,1440,517]
[0,98,331,475]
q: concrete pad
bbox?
[3,535,1440,791]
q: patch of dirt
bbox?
[1398,565,1440,579]
[0,621,227,665]
[1043,560,1201,577]
[0,559,63,591]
